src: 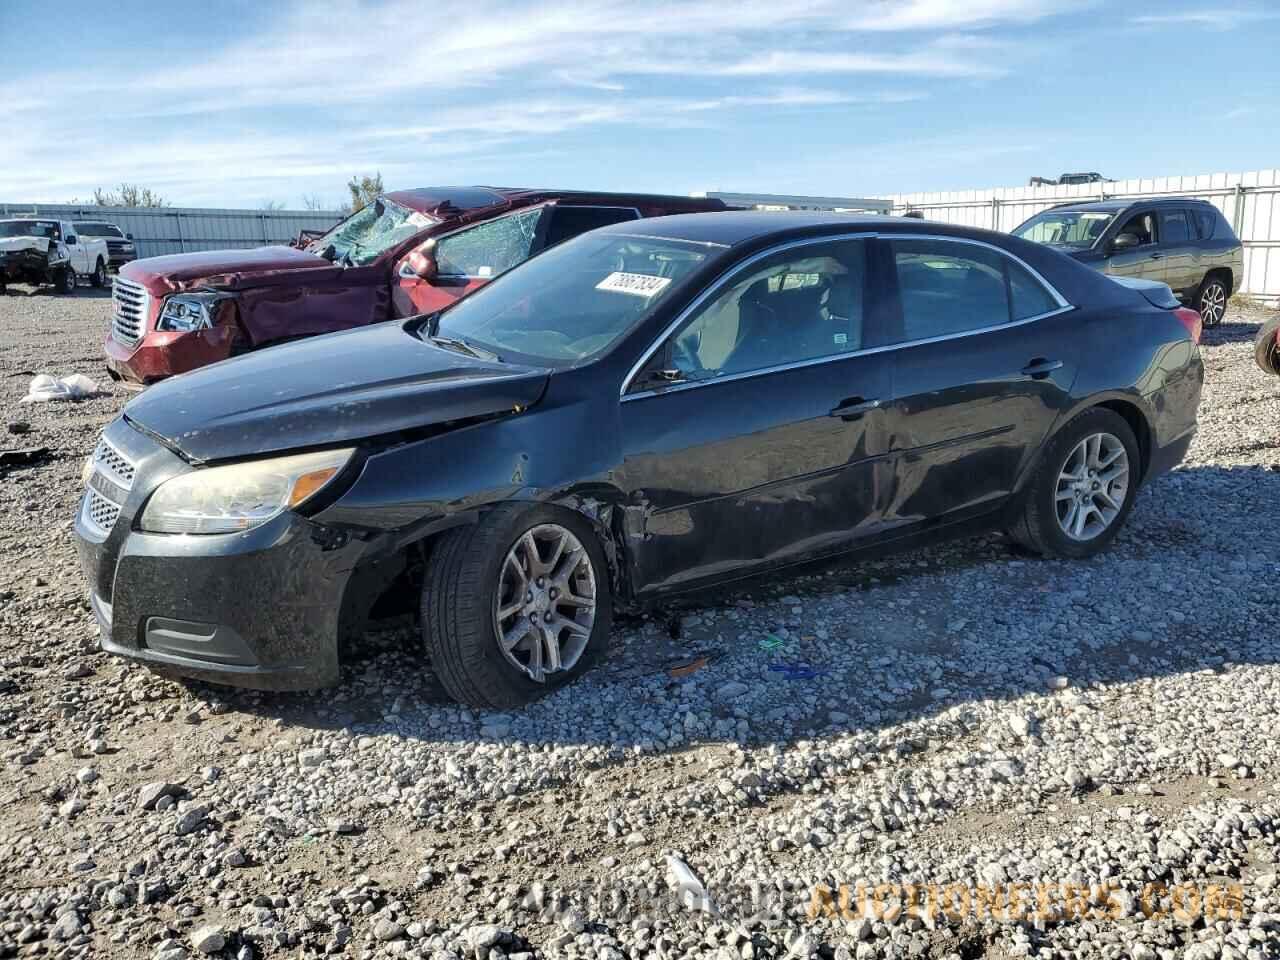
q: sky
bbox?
[2,0,1279,210]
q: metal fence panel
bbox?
[877,167,1280,301]
[0,202,343,260]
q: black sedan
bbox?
[74,213,1204,708]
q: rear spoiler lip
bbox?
[1109,275,1180,309]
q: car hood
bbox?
[119,245,341,296]
[123,321,551,462]
[0,236,51,253]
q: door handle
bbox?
[829,397,881,419]
[1148,254,1163,260]
[1021,359,1063,379]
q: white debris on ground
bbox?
[0,287,1278,959]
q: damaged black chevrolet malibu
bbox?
[75,212,1204,708]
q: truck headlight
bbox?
[157,295,215,332]
[139,448,355,534]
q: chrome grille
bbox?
[93,439,135,489]
[111,277,151,347]
[80,438,136,538]
[82,489,122,537]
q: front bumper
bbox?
[108,252,137,269]
[73,419,369,690]
[104,327,236,385]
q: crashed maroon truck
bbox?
[105,187,727,385]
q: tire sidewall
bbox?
[463,504,612,702]
[59,267,76,294]
[1030,410,1140,559]
[92,261,106,287]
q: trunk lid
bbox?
[123,320,550,462]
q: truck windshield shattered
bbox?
[0,220,59,239]
[307,197,433,266]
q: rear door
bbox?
[878,236,1078,526]
[617,235,894,595]
[1157,208,1200,297]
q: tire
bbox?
[1007,408,1141,559]
[90,259,106,288]
[58,267,77,295]
[1257,315,1280,377]
[423,503,612,709]
[1195,273,1228,327]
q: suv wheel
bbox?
[58,267,77,295]
[1007,408,1140,559]
[1196,275,1228,327]
[1257,315,1280,377]
[423,504,612,708]
[90,259,107,288]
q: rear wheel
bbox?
[1196,274,1228,327]
[1008,408,1140,559]
[1257,315,1280,377]
[423,504,612,708]
[57,267,77,294]
[90,259,107,288]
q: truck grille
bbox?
[111,277,151,347]
[80,438,135,538]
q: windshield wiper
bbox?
[429,334,499,361]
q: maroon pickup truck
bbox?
[105,187,726,386]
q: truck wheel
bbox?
[90,259,107,288]
[1007,408,1140,560]
[422,503,612,709]
[1257,315,1280,377]
[1195,274,1228,327]
[58,267,77,295]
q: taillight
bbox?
[1173,307,1202,344]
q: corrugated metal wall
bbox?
[876,168,1280,301]
[0,203,343,259]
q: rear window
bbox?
[74,222,124,238]
[1195,209,1216,240]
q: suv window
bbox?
[669,239,867,380]
[888,239,1059,343]
[1195,209,1216,240]
[545,207,639,248]
[435,207,545,279]
[1115,212,1157,246]
[1160,210,1191,244]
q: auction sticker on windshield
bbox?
[596,272,672,297]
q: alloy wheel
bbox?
[493,523,596,682]
[1055,432,1130,542]
[1199,280,1226,327]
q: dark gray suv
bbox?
[1012,198,1243,326]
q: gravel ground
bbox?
[1,284,1279,960]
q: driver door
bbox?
[1104,210,1166,284]
[392,204,554,317]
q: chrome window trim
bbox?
[619,231,1072,400]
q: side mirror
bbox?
[65,235,77,245]
[126,233,134,241]
[1111,232,1140,252]
[403,239,439,281]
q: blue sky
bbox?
[2,0,1278,209]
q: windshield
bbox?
[0,220,58,239]
[74,222,123,238]
[433,233,717,365]
[307,197,434,266]
[1012,210,1114,249]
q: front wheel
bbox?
[90,259,107,288]
[57,267,77,294]
[1007,408,1140,559]
[1196,275,1228,327]
[423,504,612,709]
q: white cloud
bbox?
[1129,5,1277,29]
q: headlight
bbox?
[139,448,355,535]
[157,295,215,333]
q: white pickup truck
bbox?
[0,218,110,294]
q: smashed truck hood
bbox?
[0,236,52,254]
[119,245,339,295]
[122,321,550,462]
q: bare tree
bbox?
[93,183,170,207]
[346,173,384,213]
[259,199,286,211]
[300,193,327,212]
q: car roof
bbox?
[384,186,726,219]
[597,210,1006,247]
[1045,197,1214,214]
